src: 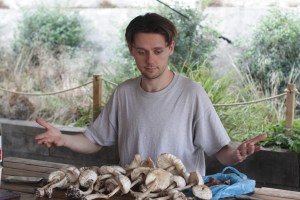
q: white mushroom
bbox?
[130,167,152,188]
[82,192,109,200]
[69,167,98,198]
[192,184,212,200]
[37,166,80,198]
[107,174,131,198]
[131,168,172,200]
[166,175,186,190]
[156,153,187,179]
[35,169,66,197]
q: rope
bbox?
[0,80,93,96]
[213,92,287,107]
[102,78,118,86]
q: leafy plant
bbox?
[155,3,220,71]
[238,8,300,96]
[15,6,86,51]
[255,119,300,153]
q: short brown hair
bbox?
[125,13,177,46]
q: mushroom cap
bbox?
[145,168,172,192]
[105,178,119,192]
[156,153,187,176]
[187,171,204,186]
[115,174,131,194]
[48,170,66,182]
[130,167,152,181]
[171,175,187,188]
[141,157,156,168]
[98,165,126,175]
[125,154,142,171]
[79,169,98,188]
[192,185,212,200]
[65,166,80,183]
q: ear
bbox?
[169,41,175,56]
[128,44,133,56]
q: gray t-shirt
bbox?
[84,73,230,175]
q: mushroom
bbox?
[166,175,186,190]
[35,169,66,197]
[125,154,143,174]
[192,184,212,200]
[36,166,80,198]
[141,157,156,168]
[131,168,172,200]
[82,192,109,200]
[130,167,152,188]
[68,167,98,198]
[175,171,204,191]
[156,153,188,179]
[107,174,131,198]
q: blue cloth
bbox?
[184,167,255,200]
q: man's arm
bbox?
[216,134,267,166]
[34,118,101,154]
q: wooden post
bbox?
[285,83,296,132]
[93,74,102,121]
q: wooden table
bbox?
[1,157,300,200]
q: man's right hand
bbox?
[35,118,65,148]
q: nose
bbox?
[146,52,155,64]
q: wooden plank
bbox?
[2,168,50,179]
[255,187,300,200]
[3,157,72,169]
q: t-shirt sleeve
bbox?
[193,87,231,156]
[84,91,118,146]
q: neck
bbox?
[140,70,174,92]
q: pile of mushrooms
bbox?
[35,153,212,200]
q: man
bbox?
[35,13,266,175]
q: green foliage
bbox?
[256,119,300,153]
[15,6,86,51]
[238,8,300,96]
[155,3,220,71]
[72,107,93,127]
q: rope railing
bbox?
[0,78,118,96]
[213,92,287,107]
[0,74,298,128]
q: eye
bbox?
[137,50,146,55]
[154,50,163,55]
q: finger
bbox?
[246,134,267,145]
[246,145,255,155]
[238,143,248,156]
[36,118,53,130]
[35,132,50,140]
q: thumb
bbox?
[36,118,53,130]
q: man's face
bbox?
[128,33,175,80]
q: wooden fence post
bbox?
[93,74,102,121]
[285,83,296,132]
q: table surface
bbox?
[1,157,300,200]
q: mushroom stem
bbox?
[82,192,109,200]
[131,180,158,200]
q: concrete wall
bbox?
[0,118,119,167]
[1,118,300,191]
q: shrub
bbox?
[238,8,300,96]
[15,6,86,51]
[155,3,220,71]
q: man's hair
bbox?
[125,13,177,46]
